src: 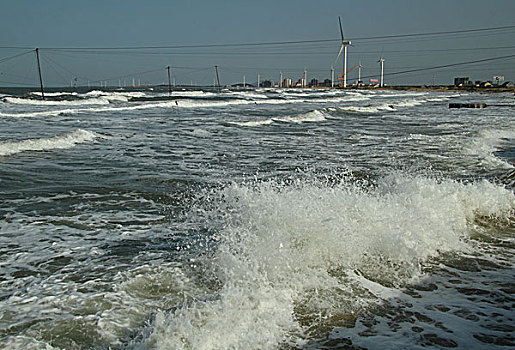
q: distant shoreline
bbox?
[1,85,514,95]
[362,85,515,94]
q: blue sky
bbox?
[1,0,514,87]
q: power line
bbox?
[1,24,514,51]
[35,45,515,57]
[350,25,515,42]
[0,50,34,64]
[0,79,34,86]
[87,67,166,85]
[361,54,515,80]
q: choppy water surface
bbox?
[0,87,513,349]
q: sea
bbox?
[0,86,513,349]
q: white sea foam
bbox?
[0,129,97,156]
[339,103,397,113]
[170,89,216,98]
[1,90,368,118]
[230,109,330,127]
[463,128,515,169]
[395,99,426,108]
[29,91,79,97]
[15,91,149,104]
[4,96,110,106]
[230,119,275,127]
[0,109,78,118]
[231,91,269,99]
[0,100,177,118]
[149,175,515,349]
[276,109,330,123]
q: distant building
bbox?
[309,78,319,87]
[454,77,471,86]
[493,75,505,85]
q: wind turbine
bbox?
[378,57,385,87]
[332,16,351,88]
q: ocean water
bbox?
[0,87,513,349]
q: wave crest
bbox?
[148,175,514,349]
[0,129,97,156]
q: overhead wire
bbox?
[1,24,514,86]
[0,50,35,64]
[360,54,515,80]
[1,24,513,51]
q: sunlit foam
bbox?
[148,174,514,349]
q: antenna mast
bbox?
[35,48,45,99]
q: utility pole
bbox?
[167,66,172,95]
[215,65,221,92]
[35,48,44,99]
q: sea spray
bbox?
[148,174,514,349]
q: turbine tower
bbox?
[358,60,363,85]
[332,16,351,88]
[378,57,385,87]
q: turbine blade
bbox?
[333,44,344,67]
[338,16,344,42]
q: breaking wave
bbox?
[0,129,97,156]
[463,128,515,170]
[230,109,331,127]
[147,174,514,349]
